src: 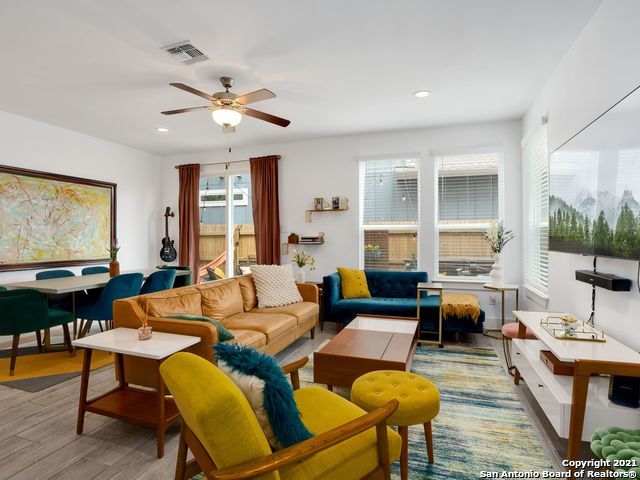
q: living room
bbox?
[1,0,640,479]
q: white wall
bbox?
[163,119,522,327]
[0,110,164,283]
[522,0,640,349]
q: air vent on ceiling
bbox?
[162,41,209,65]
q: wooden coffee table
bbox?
[313,315,419,390]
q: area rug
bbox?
[0,347,114,391]
[193,343,552,479]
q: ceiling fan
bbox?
[161,76,290,133]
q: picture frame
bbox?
[0,164,117,271]
[313,197,324,210]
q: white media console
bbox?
[512,311,640,442]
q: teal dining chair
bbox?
[81,266,110,306]
[0,289,75,375]
[140,269,176,295]
[35,269,76,311]
[81,266,109,275]
[76,273,143,336]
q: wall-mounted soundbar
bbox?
[575,270,632,292]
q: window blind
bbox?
[522,125,549,297]
[436,152,502,278]
[359,157,419,271]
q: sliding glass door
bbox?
[199,164,257,282]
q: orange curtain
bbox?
[250,155,281,265]
[177,163,201,283]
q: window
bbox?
[199,166,256,282]
[359,156,419,271]
[522,125,549,297]
[435,151,503,278]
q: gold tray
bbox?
[540,316,606,342]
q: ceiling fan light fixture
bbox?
[212,107,243,127]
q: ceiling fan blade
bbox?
[236,88,276,105]
[161,106,212,115]
[243,108,290,127]
[170,82,214,101]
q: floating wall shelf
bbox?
[305,208,349,223]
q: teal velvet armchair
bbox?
[0,289,75,375]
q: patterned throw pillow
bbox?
[250,264,303,308]
[215,342,313,450]
[162,314,235,341]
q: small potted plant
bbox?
[291,249,316,283]
[108,240,121,277]
[484,221,515,284]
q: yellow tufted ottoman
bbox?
[351,370,440,480]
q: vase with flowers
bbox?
[108,241,121,277]
[484,221,514,284]
[291,249,316,283]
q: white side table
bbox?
[73,328,200,458]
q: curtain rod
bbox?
[175,152,280,169]
[175,158,248,169]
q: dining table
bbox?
[3,268,191,344]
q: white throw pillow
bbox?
[251,264,303,308]
[217,359,279,449]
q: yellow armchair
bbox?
[160,352,402,480]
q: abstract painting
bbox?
[0,165,116,271]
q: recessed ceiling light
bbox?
[157,127,169,133]
[413,90,431,98]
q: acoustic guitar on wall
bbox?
[160,207,177,262]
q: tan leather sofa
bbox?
[113,275,319,387]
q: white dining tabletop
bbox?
[3,268,190,294]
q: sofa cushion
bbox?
[280,386,401,480]
[251,302,318,327]
[223,312,297,342]
[163,314,235,341]
[237,275,258,312]
[337,267,371,299]
[365,270,427,298]
[225,329,267,349]
[333,297,419,318]
[251,264,302,308]
[140,290,203,317]
[200,279,244,319]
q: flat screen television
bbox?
[549,85,640,260]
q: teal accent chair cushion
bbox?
[591,426,640,475]
[162,314,234,341]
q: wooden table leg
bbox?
[76,348,93,434]
[72,291,77,339]
[156,359,166,458]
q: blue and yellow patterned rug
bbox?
[297,343,552,479]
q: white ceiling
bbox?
[0,0,602,155]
